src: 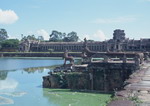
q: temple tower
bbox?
[113,29,126,52]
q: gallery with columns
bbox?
[19,29,150,52]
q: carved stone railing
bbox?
[81,38,145,65]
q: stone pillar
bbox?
[89,73,93,90]
[103,55,109,63]
[123,54,127,63]
[0,53,3,57]
[144,52,149,61]
[113,43,116,52]
[106,43,110,52]
[42,76,51,88]
[134,55,140,66]
[103,69,108,92]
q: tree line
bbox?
[0,29,19,51]
[49,30,78,42]
[0,29,79,52]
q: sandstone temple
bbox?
[19,29,150,52]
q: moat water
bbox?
[0,58,111,106]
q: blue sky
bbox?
[0,0,150,41]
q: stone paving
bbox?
[106,62,150,106]
[123,62,150,106]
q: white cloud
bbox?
[36,29,49,40]
[8,34,16,39]
[27,31,34,35]
[92,16,136,24]
[0,9,19,24]
[83,30,107,41]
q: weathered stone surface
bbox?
[42,76,51,88]
[142,77,150,81]
[19,29,150,53]
[116,62,150,105]
[43,62,137,91]
[116,90,129,97]
[0,52,81,57]
[108,100,135,106]
[140,90,148,94]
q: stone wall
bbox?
[19,29,150,52]
[43,63,138,91]
[43,72,91,89]
[0,52,81,57]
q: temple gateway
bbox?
[19,29,150,52]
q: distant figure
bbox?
[63,49,74,66]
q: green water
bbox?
[0,58,111,106]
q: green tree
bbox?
[0,29,8,41]
[49,30,79,42]
[1,39,19,49]
[38,36,44,41]
[21,34,37,41]
[63,31,78,42]
[27,35,36,40]
[49,30,66,42]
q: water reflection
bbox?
[0,70,16,81]
[0,64,111,106]
[0,66,52,105]
[0,77,19,105]
[0,65,56,80]
[0,66,59,106]
[23,66,55,74]
[0,78,18,91]
[0,92,27,97]
[0,96,14,105]
[0,58,112,106]
[0,71,8,80]
[0,59,64,106]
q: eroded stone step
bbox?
[144,75,150,77]
[142,77,150,81]
[125,86,150,91]
[131,83,150,87]
[139,81,150,84]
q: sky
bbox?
[0,0,150,41]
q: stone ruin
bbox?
[42,38,150,91]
